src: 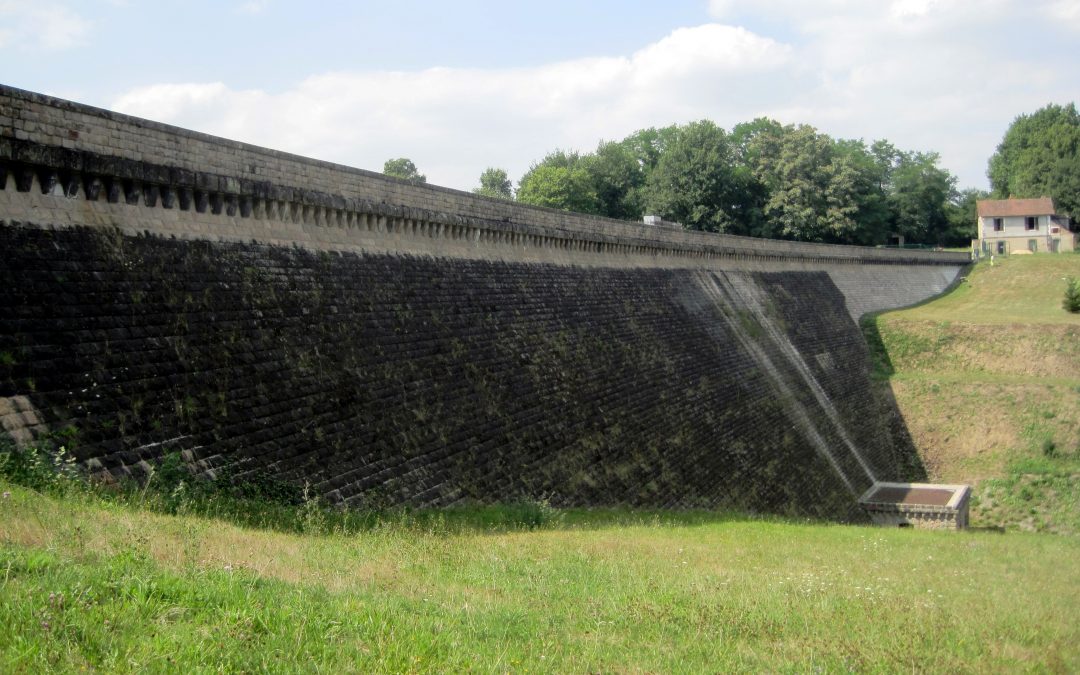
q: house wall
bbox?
[978,215,1049,240]
[977,215,1077,254]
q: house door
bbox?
[1050,238,1060,253]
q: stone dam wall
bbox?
[0,85,967,517]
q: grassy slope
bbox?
[2,484,1078,673]
[867,254,1080,533]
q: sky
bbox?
[1,0,1078,193]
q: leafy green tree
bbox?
[889,151,957,245]
[748,124,864,242]
[729,118,783,237]
[515,117,963,246]
[643,120,751,233]
[731,117,784,167]
[831,139,892,245]
[944,188,988,247]
[988,103,1080,220]
[868,139,902,191]
[474,167,513,199]
[383,158,427,184]
[581,140,646,220]
[517,151,601,213]
[621,126,679,173]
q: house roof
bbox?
[977,197,1056,218]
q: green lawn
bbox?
[894,254,1080,325]
[2,483,1078,672]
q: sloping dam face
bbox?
[0,225,924,518]
[0,85,965,519]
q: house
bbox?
[975,197,1077,255]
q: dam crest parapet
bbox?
[0,84,967,275]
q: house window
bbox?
[1028,239,1038,252]
[997,241,1006,255]
[1025,216,1039,231]
[993,218,1004,232]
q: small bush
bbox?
[1064,277,1080,313]
[1042,438,1057,458]
[502,498,563,530]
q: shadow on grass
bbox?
[860,313,896,379]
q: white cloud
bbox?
[111,24,793,190]
[236,1,268,15]
[706,0,735,19]
[0,3,92,50]
[1044,0,1080,29]
[889,0,944,19]
[108,5,1079,193]
[693,0,1076,188]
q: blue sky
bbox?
[2,1,1078,193]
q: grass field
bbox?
[1,482,1078,672]
[866,253,1080,533]
[1,253,1079,671]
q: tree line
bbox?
[383,103,1078,247]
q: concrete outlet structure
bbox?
[858,482,971,530]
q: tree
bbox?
[643,120,750,233]
[383,158,427,184]
[988,103,1080,220]
[731,117,784,167]
[621,126,679,173]
[513,116,964,246]
[729,118,783,237]
[1064,277,1080,314]
[474,167,513,199]
[516,151,600,214]
[581,140,646,220]
[832,139,892,245]
[888,151,957,245]
[748,124,864,242]
[944,188,988,247]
